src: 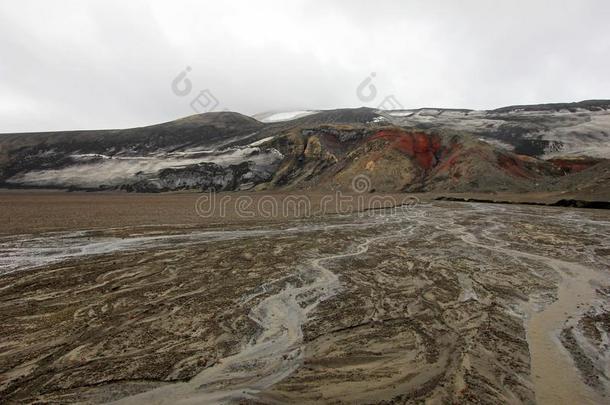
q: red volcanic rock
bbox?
[548,158,602,173]
[370,129,441,170]
[434,143,463,174]
[497,154,533,178]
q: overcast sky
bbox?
[1,0,609,132]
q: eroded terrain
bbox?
[0,200,609,404]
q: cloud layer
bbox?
[1,0,609,132]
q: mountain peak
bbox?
[169,111,263,128]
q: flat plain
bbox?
[0,191,608,404]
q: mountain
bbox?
[382,100,610,158]
[0,102,608,196]
[0,112,276,191]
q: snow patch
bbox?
[248,136,275,146]
[256,110,318,123]
[8,147,284,188]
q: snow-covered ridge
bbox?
[253,110,318,123]
[8,146,283,189]
[383,107,610,159]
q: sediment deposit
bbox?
[0,200,608,404]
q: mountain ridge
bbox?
[1,101,608,196]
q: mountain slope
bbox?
[0,103,608,195]
[383,100,610,159]
[256,125,564,193]
[0,112,276,190]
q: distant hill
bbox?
[1,101,608,196]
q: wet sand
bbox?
[527,263,605,405]
[1,193,609,404]
[0,190,414,236]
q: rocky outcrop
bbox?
[1,104,609,195]
[121,161,275,192]
[262,125,568,193]
[383,100,610,159]
[548,157,603,173]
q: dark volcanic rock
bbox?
[122,161,274,192]
[1,102,609,195]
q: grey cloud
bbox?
[0,0,608,132]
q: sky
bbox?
[1,0,609,132]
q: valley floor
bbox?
[0,192,609,404]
